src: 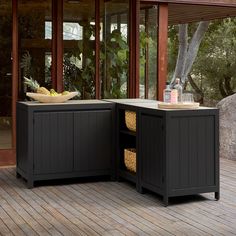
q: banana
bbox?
[62,91,70,95]
[50,89,61,96]
[37,87,50,95]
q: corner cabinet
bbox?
[16,101,115,188]
[114,102,219,206]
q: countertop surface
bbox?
[103,99,157,103]
[18,99,110,106]
[18,99,217,111]
[104,99,217,111]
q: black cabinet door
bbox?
[33,112,74,174]
[140,114,164,190]
[169,115,216,191]
[74,110,112,172]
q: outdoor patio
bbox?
[0,158,235,236]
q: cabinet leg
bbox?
[163,196,169,207]
[16,172,21,179]
[215,192,220,201]
[110,175,116,181]
[137,186,146,194]
[117,176,123,182]
[27,180,34,189]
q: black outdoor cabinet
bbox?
[113,100,219,206]
[17,98,219,206]
[17,101,115,188]
[139,107,219,206]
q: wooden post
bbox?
[12,0,18,150]
[56,0,63,92]
[95,0,100,99]
[158,3,168,101]
[129,0,140,98]
[52,0,57,89]
[144,8,149,99]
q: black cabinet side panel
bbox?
[140,114,163,190]
[33,112,74,174]
[17,108,28,172]
[74,110,112,172]
[169,115,216,191]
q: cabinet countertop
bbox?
[18,99,111,106]
[18,98,217,111]
[104,99,217,111]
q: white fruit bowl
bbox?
[26,92,78,103]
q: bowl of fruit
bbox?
[24,77,78,103]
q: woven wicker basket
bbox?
[125,111,136,132]
[124,148,136,173]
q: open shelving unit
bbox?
[117,105,138,186]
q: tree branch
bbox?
[219,78,227,98]
[171,24,188,84]
[188,74,203,96]
[183,21,210,80]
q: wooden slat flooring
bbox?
[0,159,236,235]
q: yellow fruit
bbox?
[37,87,50,95]
[50,89,62,96]
[62,91,70,95]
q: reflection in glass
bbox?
[63,0,96,99]
[0,0,12,149]
[18,0,52,99]
[140,5,158,99]
[100,0,129,98]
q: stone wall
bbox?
[217,94,236,160]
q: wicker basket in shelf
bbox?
[124,148,136,173]
[125,111,136,132]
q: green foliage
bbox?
[168,18,236,104]
[193,18,236,101]
[63,20,96,99]
[101,29,129,98]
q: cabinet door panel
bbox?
[74,110,112,172]
[140,114,164,189]
[33,112,74,174]
[169,115,216,190]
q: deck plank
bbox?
[0,159,235,235]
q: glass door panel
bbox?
[0,0,12,149]
[63,0,96,99]
[18,0,52,99]
[100,0,130,98]
[140,4,158,99]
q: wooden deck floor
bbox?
[0,159,236,236]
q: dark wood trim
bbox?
[0,150,16,166]
[129,0,140,98]
[12,0,18,150]
[117,14,121,32]
[128,0,133,98]
[57,0,64,92]
[157,3,168,101]
[140,0,236,7]
[95,0,100,99]
[52,0,57,89]
[135,0,140,98]
[144,8,149,99]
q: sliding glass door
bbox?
[18,0,52,99]
[140,3,158,99]
[0,0,13,150]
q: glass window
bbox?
[140,4,158,99]
[18,0,52,98]
[63,0,96,99]
[100,0,130,98]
